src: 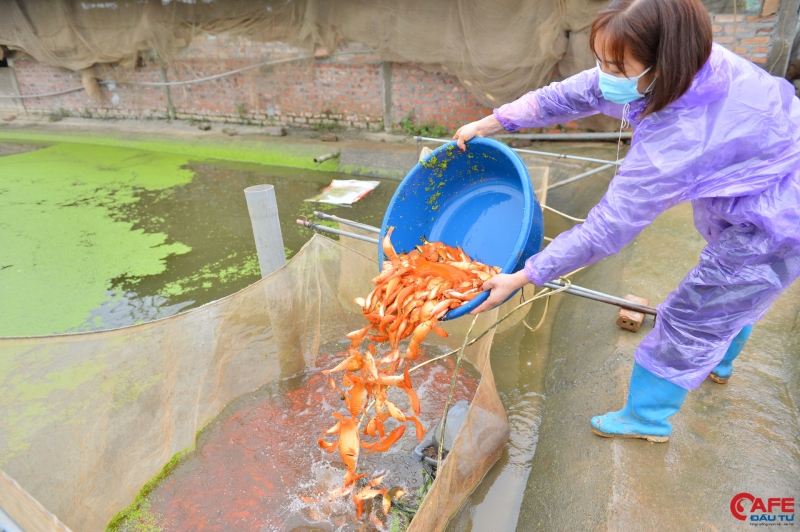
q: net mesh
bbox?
[0,234,510,531]
[0,0,607,107]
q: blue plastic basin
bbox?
[379,138,544,320]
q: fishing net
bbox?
[0,0,607,107]
[0,234,510,532]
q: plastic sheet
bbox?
[0,0,605,108]
[0,235,510,531]
[495,44,800,389]
[305,179,380,205]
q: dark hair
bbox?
[590,0,712,116]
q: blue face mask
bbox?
[596,60,653,105]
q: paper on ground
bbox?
[305,179,380,205]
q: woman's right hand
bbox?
[453,114,505,151]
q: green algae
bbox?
[0,348,105,448]
[0,130,338,172]
[420,155,439,168]
[0,143,195,336]
[161,254,260,297]
[106,448,192,532]
[0,139,399,336]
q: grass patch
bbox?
[397,111,448,138]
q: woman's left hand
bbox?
[471,270,531,315]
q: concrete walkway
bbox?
[517,203,800,531]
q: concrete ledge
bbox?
[339,144,419,180]
[0,117,420,178]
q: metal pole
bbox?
[296,219,380,244]
[298,219,656,315]
[245,185,286,278]
[544,280,657,315]
[297,215,656,315]
[547,163,616,191]
[496,132,632,141]
[413,136,622,166]
[313,211,380,233]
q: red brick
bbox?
[740,36,770,44]
[715,14,745,23]
[761,0,779,16]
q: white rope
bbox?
[0,55,313,98]
[0,85,89,99]
[128,55,313,87]
[541,204,586,223]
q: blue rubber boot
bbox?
[708,325,753,384]
[591,363,688,443]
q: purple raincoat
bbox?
[493,44,800,390]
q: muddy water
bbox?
[0,141,397,336]
[119,341,480,532]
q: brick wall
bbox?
[391,64,488,130]
[712,13,776,65]
[0,11,787,133]
[11,58,168,120]
[4,33,490,131]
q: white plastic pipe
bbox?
[0,508,23,532]
[245,184,286,278]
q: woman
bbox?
[454,0,800,442]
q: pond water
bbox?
[114,340,480,532]
[0,136,625,531]
[0,141,397,337]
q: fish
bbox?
[407,416,425,441]
[322,353,363,374]
[362,426,406,454]
[382,227,400,266]
[344,470,368,487]
[329,484,355,501]
[346,325,370,348]
[384,400,407,422]
[318,229,499,518]
[382,491,392,515]
[333,412,359,473]
[353,487,385,501]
